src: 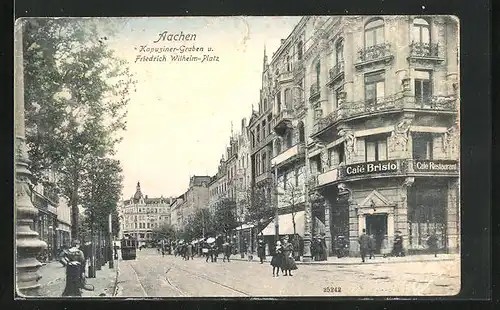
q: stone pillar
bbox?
[398,177,414,252]
[324,198,332,256]
[447,179,460,253]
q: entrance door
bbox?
[365,214,388,254]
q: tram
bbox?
[121,235,138,260]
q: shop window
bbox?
[412,132,434,160]
[414,70,433,107]
[365,135,388,162]
[364,70,385,105]
[364,18,385,47]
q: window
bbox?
[364,18,385,47]
[297,41,303,60]
[295,167,300,186]
[277,92,282,113]
[140,233,145,239]
[251,131,255,147]
[412,133,433,160]
[255,155,261,175]
[414,70,432,106]
[298,122,305,143]
[364,71,385,105]
[284,89,292,109]
[275,139,282,155]
[263,99,268,111]
[287,55,292,71]
[262,120,266,137]
[413,18,430,44]
[283,172,288,190]
[262,153,267,172]
[147,223,150,228]
[286,130,293,148]
[335,86,344,109]
[315,60,321,87]
[338,143,345,164]
[365,135,388,162]
[256,125,260,142]
[267,114,272,133]
[335,39,344,64]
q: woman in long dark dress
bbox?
[281,237,298,276]
[270,241,283,277]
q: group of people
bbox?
[270,235,298,277]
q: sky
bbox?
[102,17,302,200]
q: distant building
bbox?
[120,182,174,243]
[171,176,211,231]
[56,196,72,249]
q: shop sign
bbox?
[413,160,458,172]
[343,160,399,177]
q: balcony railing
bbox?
[328,61,345,85]
[311,93,458,136]
[271,143,305,168]
[272,109,294,133]
[355,43,393,68]
[409,42,439,58]
[309,83,320,101]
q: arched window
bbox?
[364,18,385,47]
[413,18,430,44]
[297,41,303,60]
[276,92,282,113]
[335,39,344,64]
[298,122,305,143]
[315,60,321,86]
[284,88,292,109]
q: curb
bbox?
[227,256,457,266]
[112,259,120,297]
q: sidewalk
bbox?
[37,259,119,297]
[228,253,459,265]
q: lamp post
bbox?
[15,20,48,296]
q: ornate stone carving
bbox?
[319,148,329,172]
[339,129,356,161]
[400,177,415,201]
[388,119,412,152]
[443,124,460,159]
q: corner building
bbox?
[301,15,459,256]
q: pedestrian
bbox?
[392,231,405,257]
[222,241,232,262]
[186,242,193,260]
[258,239,266,264]
[426,233,439,257]
[312,237,319,261]
[358,229,370,263]
[292,235,300,261]
[62,239,87,297]
[368,234,376,259]
[281,236,298,276]
[270,241,283,277]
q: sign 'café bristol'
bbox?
[343,160,400,177]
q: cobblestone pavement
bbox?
[115,249,460,297]
[37,260,118,297]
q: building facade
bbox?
[31,182,59,260]
[235,118,252,221]
[298,15,460,256]
[120,182,173,244]
[56,196,72,250]
[209,158,229,212]
[182,176,211,226]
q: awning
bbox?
[259,211,327,237]
[260,211,305,236]
[235,223,255,231]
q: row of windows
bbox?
[251,114,273,148]
[314,132,435,172]
[127,221,165,229]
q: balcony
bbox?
[408,42,444,64]
[255,171,273,185]
[277,70,294,84]
[327,61,345,86]
[272,109,294,135]
[312,109,342,136]
[309,83,320,102]
[271,143,305,168]
[317,168,339,187]
[354,43,394,70]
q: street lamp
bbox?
[15,21,48,296]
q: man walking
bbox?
[358,229,370,263]
[258,238,266,264]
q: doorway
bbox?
[365,214,388,254]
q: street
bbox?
[116,248,460,297]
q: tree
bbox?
[212,198,238,235]
[245,185,274,229]
[279,164,306,237]
[80,157,123,244]
[152,223,175,242]
[23,18,136,239]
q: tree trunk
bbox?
[70,185,79,240]
[292,213,296,236]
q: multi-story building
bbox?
[170,194,186,231]
[56,196,72,249]
[208,157,229,212]
[248,47,276,218]
[299,15,459,256]
[120,182,173,244]
[235,118,252,221]
[248,15,459,258]
[182,176,211,226]
[31,182,59,260]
